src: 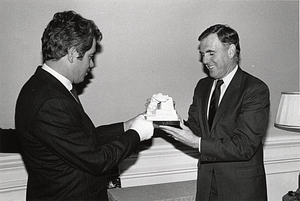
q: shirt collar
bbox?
[220,65,238,87]
[42,63,73,91]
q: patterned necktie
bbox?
[70,87,80,103]
[208,79,224,129]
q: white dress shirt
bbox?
[42,63,73,91]
[199,65,238,152]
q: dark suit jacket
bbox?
[186,67,270,201]
[15,66,141,201]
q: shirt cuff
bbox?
[198,137,201,153]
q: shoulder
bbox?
[18,75,55,106]
[16,68,73,115]
[240,70,269,92]
[236,69,270,102]
[195,76,213,89]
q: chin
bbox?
[209,72,217,79]
[74,79,84,84]
[209,71,221,79]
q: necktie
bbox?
[70,87,80,103]
[208,79,224,129]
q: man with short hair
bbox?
[15,10,154,200]
[160,24,269,201]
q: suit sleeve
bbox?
[34,97,140,176]
[200,81,270,162]
[186,81,205,137]
[95,122,126,145]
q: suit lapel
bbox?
[200,78,214,135]
[211,68,243,130]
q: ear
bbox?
[67,47,77,63]
[228,44,236,59]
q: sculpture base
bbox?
[153,121,180,128]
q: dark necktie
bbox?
[208,79,224,129]
[70,87,80,103]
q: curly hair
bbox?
[41,11,102,62]
[198,24,240,62]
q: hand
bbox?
[124,111,148,132]
[130,115,154,141]
[124,114,142,132]
[159,121,199,149]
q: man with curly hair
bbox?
[15,11,154,201]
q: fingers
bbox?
[158,125,171,130]
[159,125,180,139]
[171,135,178,141]
[179,121,185,128]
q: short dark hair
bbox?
[42,10,102,62]
[198,24,240,61]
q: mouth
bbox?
[86,68,91,75]
[206,65,215,70]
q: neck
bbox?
[45,59,73,83]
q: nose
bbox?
[201,54,210,65]
[90,59,95,68]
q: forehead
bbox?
[199,34,224,52]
